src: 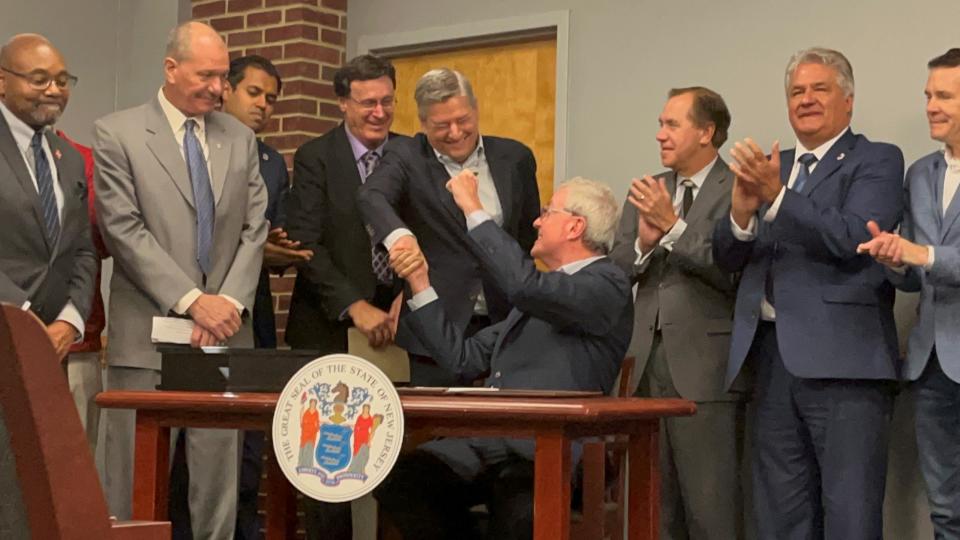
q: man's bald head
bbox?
[162,22,229,116]
[0,33,72,128]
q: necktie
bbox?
[791,153,818,193]
[362,151,392,284]
[680,178,694,218]
[183,119,215,275]
[30,130,60,245]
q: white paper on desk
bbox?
[151,316,195,344]
[347,327,410,383]
[444,387,500,393]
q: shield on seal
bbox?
[315,423,353,473]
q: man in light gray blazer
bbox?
[94,22,267,539]
[858,47,960,539]
[0,33,96,539]
[610,87,745,540]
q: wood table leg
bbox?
[132,412,170,520]
[264,449,297,540]
[627,420,659,540]
[534,431,571,540]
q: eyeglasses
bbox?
[1,67,78,91]
[348,95,395,112]
[540,206,577,219]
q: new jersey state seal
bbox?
[272,354,404,502]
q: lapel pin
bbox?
[262,152,269,161]
[54,149,62,160]
[837,153,845,161]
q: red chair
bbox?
[0,303,170,539]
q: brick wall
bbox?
[192,0,347,347]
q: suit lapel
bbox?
[485,138,514,226]
[333,124,364,189]
[684,159,728,225]
[0,112,48,242]
[799,130,855,197]
[422,136,467,229]
[205,115,230,204]
[144,98,195,209]
[937,157,960,241]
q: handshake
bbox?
[388,235,430,293]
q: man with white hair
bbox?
[714,47,904,539]
[357,67,541,386]
[94,21,267,538]
[375,176,633,540]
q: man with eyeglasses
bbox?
[283,53,402,540]
[94,22,267,539]
[357,68,541,386]
[375,176,632,539]
[0,33,96,538]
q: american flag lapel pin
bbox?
[837,153,845,161]
[54,149,62,160]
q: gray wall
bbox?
[0,0,185,144]
[348,0,958,197]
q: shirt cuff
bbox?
[762,187,786,223]
[730,213,757,241]
[56,301,86,342]
[406,287,439,311]
[383,228,414,250]
[923,245,935,271]
[221,294,245,314]
[21,300,31,311]
[659,217,686,251]
[173,288,203,315]
[466,210,493,231]
[633,238,654,266]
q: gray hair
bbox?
[784,47,855,97]
[414,68,476,121]
[558,177,620,255]
[165,21,222,62]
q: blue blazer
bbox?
[713,130,904,387]
[252,140,289,349]
[890,150,960,383]
[406,220,633,395]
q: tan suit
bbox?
[94,95,267,538]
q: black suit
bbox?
[356,133,540,362]
[285,123,402,353]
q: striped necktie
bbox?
[30,130,60,245]
[363,150,393,284]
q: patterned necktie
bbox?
[680,178,694,218]
[30,130,60,245]
[183,119,215,275]
[792,153,818,193]
[362,151,392,283]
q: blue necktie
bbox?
[183,119,215,275]
[30,130,60,245]
[792,152,818,193]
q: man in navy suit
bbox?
[221,54,313,540]
[376,177,632,540]
[858,47,960,538]
[713,47,904,539]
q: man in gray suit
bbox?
[94,22,267,539]
[376,176,633,540]
[858,47,960,539]
[610,87,744,540]
[0,33,97,539]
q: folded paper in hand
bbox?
[151,317,195,345]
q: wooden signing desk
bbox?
[96,390,695,540]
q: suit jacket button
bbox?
[494,371,501,378]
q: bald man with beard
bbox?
[0,34,96,538]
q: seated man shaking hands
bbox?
[375,173,633,540]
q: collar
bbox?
[795,126,850,163]
[678,155,718,189]
[345,125,388,162]
[157,87,205,136]
[945,146,960,173]
[558,255,605,275]
[0,100,47,153]
[434,135,485,166]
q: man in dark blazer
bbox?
[284,54,400,540]
[714,48,903,540]
[356,67,541,386]
[0,33,96,538]
[610,87,743,540]
[376,177,632,540]
[858,48,960,539]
